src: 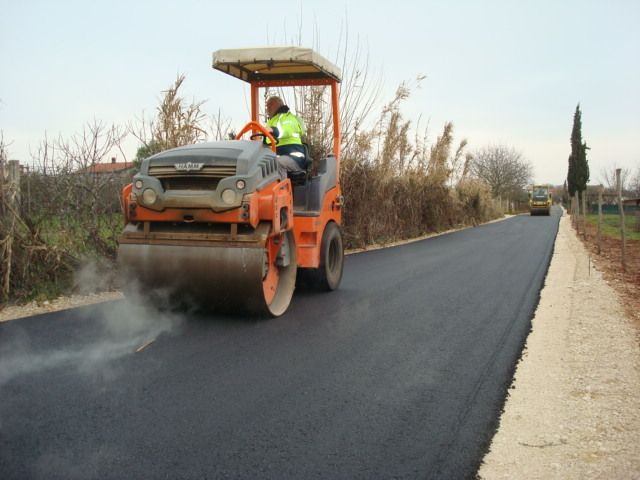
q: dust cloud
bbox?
[0,260,187,389]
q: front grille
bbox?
[160,177,221,190]
[149,164,236,191]
[149,165,236,178]
[257,157,277,177]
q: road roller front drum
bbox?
[117,227,297,317]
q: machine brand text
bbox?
[174,162,205,172]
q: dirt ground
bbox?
[1,212,639,479]
[577,217,640,326]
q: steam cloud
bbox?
[0,259,186,388]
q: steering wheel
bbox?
[235,121,277,153]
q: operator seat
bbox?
[292,152,337,214]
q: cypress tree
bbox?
[567,153,576,198]
[567,104,589,199]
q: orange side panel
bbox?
[293,186,342,268]
[121,183,133,224]
[258,191,274,219]
[257,179,293,234]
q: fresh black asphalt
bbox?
[0,209,561,479]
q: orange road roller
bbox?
[117,47,345,316]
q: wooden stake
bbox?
[616,169,626,272]
[597,185,603,255]
[582,190,587,240]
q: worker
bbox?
[264,96,306,177]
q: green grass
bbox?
[585,213,640,241]
[25,277,75,303]
[10,213,123,303]
[38,213,123,254]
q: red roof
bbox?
[82,162,134,174]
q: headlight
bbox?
[221,189,236,205]
[236,179,246,190]
[134,180,143,189]
[142,188,157,205]
[222,188,236,205]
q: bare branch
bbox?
[470,145,533,198]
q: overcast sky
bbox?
[1,0,638,185]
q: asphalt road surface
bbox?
[0,209,561,480]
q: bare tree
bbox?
[600,164,631,192]
[29,121,129,255]
[0,131,9,215]
[208,108,234,141]
[0,131,12,300]
[630,165,640,196]
[470,145,533,199]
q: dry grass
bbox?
[335,85,499,248]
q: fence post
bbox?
[616,168,626,272]
[0,158,5,216]
[8,160,21,205]
[2,160,21,302]
[582,190,587,240]
[24,164,31,216]
[597,185,603,255]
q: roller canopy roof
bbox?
[212,46,341,83]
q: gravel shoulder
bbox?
[479,211,640,479]
[0,291,124,322]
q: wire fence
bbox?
[1,157,131,304]
[569,169,639,281]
